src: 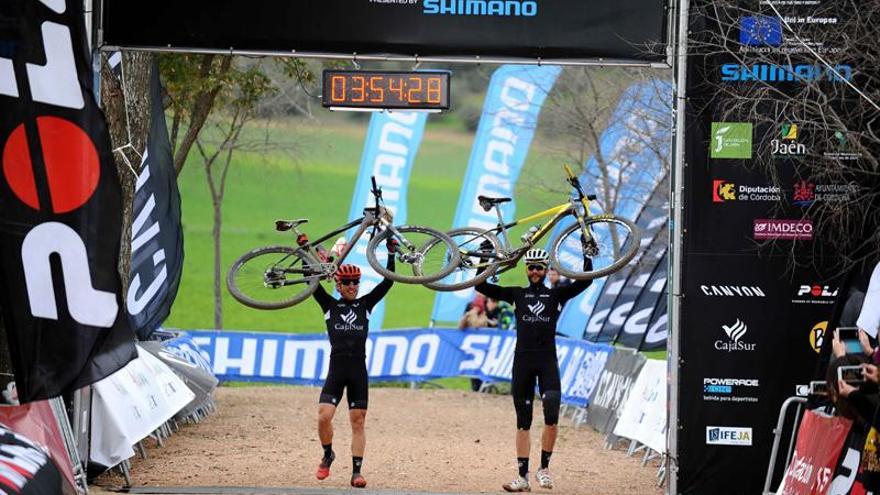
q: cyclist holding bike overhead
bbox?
[475,247,593,492]
[311,238,397,489]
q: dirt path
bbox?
[95,386,662,495]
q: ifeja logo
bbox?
[423,0,538,16]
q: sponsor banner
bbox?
[127,60,184,340]
[614,248,668,348]
[90,345,195,468]
[705,426,753,446]
[753,219,814,240]
[0,423,66,494]
[345,110,427,329]
[162,333,216,375]
[551,82,671,339]
[0,0,138,402]
[702,377,759,405]
[640,283,668,351]
[102,0,668,62]
[188,328,613,407]
[585,348,646,435]
[431,65,560,322]
[777,410,851,495]
[612,359,666,453]
[0,401,77,491]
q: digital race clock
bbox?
[322,70,451,111]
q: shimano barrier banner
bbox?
[187,328,612,406]
[127,61,184,340]
[431,65,560,323]
[102,0,668,63]
[0,0,137,402]
[585,348,646,435]
[345,111,427,329]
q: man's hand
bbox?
[832,329,846,358]
[838,379,857,398]
[860,329,875,356]
[386,236,400,253]
[864,364,880,385]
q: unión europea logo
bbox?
[423,0,538,17]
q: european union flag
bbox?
[739,16,783,47]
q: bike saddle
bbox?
[275,219,308,231]
[477,195,512,212]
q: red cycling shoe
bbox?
[351,473,367,488]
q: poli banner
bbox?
[344,111,427,328]
[549,82,671,338]
[188,328,612,407]
[431,65,560,322]
[777,410,851,495]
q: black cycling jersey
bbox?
[475,259,592,353]
[312,257,394,358]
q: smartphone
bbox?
[809,380,829,396]
[838,327,863,355]
[838,365,866,385]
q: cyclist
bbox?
[475,248,593,492]
[311,238,397,488]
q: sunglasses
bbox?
[527,264,547,272]
[338,279,360,286]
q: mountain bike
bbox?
[227,177,461,309]
[420,165,640,292]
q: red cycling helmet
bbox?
[335,264,362,282]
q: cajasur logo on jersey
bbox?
[523,301,551,323]
[334,309,365,331]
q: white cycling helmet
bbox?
[524,248,550,266]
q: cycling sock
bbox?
[322,444,334,463]
[541,450,552,469]
[353,456,363,475]
[518,457,529,478]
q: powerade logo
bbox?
[423,0,538,16]
[721,64,853,83]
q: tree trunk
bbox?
[100,51,153,296]
[213,201,223,330]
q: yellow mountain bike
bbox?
[420,165,641,292]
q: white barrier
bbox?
[90,345,194,468]
[613,359,667,454]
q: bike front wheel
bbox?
[367,226,461,284]
[549,215,640,281]
[420,228,503,292]
[227,246,321,309]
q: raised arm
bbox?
[555,257,594,304]
[312,283,336,312]
[362,245,396,310]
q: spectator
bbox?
[858,260,880,337]
[459,300,488,330]
[486,297,515,330]
[547,268,571,289]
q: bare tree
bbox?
[693,0,880,272]
[538,67,674,255]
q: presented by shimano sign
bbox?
[187,328,612,407]
[423,0,538,16]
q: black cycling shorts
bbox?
[320,357,368,410]
[511,351,562,429]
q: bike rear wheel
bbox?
[367,226,461,284]
[549,215,640,281]
[227,246,321,309]
[420,228,503,292]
